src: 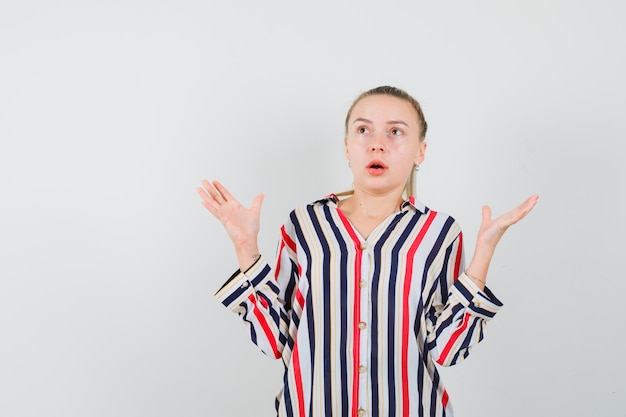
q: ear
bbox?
[344,137,349,158]
[414,141,427,165]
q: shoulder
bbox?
[285,194,337,225]
[300,194,338,213]
[407,198,455,220]
[410,199,462,239]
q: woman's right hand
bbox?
[197,180,264,270]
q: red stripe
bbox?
[281,225,297,252]
[453,232,463,281]
[336,208,361,245]
[248,294,280,359]
[442,389,449,408]
[336,209,362,417]
[295,288,305,309]
[401,211,437,417]
[274,240,285,279]
[292,342,306,416]
[436,312,471,365]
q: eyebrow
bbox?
[387,120,409,127]
[352,117,409,127]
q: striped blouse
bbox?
[215,195,503,417]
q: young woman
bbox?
[198,86,538,417]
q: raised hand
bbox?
[197,180,264,270]
[465,194,539,289]
[475,194,539,252]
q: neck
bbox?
[339,187,405,218]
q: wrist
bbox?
[235,247,261,272]
[465,271,486,284]
[473,242,496,259]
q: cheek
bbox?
[351,135,368,146]
[346,139,367,155]
[396,147,421,168]
[405,142,424,158]
[397,143,419,158]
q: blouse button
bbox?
[357,408,366,416]
[241,281,249,288]
[358,365,367,373]
[359,280,367,288]
[358,321,367,330]
[359,242,368,250]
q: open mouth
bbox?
[367,160,388,175]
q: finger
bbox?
[201,199,220,216]
[521,194,539,214]
[514,195,539,218]
[197,187,221,213]
[251,194,265,213]
[212,180,236,203]
[481,205,492,225]
[201,179,215,194]
[502,195,539,226]
[197,186,221,207]
[197,185,212,202]
[202,180,227,204]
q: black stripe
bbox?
[282,366,294,417]
[308,205,333,417]
[283,260,298,312]
[451,318,480,364]
[387,211,422,416]
[417,349,425,417]
[429,364,441,417]
[369,211,406,415]
[305,288,315,416]
[324,205,350,416]
[291,210,315,415]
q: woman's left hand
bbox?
[476,194,539,252]
[465,194,539,289]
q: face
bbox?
[344,94,427,196]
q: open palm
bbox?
[476,194,539,252]
[197,180,264,247]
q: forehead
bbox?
[349,94,418,126]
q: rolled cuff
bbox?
[451,273,503,320]
[214,255,272,311]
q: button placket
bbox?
[357,243,371,412]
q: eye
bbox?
[390,128,404,136]
[357,126,370,134]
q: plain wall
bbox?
[1,1,624,416]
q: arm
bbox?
[213,246,298,359]
[465,195,539,290]
[425,233,503,367]
[197,180,297,359]
[426,195,538,366]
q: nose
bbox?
[370,132,385,152]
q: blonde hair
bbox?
[341,86,427,199]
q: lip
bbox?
[366,159,388,176]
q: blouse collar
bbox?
[316,193,427,214]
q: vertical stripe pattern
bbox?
[215,196,503,417]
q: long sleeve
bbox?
[425,232,503,367]
[214,223,300,360]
